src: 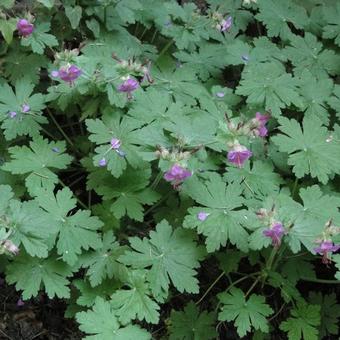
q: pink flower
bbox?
[254,112,270,137]
[219,16,232,32]
[110,138,121,150]
[263,222,286,248]
[51,65,82,85]
[17,19,34,37]
[164,164,192,187]
[17,298,25,307]
[314,240,340,264]
[227,145,252,168]
[22,104,30,113]
[197,212,210,221]
[118,78,139,99]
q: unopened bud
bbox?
[2,240,19,255]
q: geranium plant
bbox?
[0,0,340,339]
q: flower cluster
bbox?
[98,138,125,167]
[256,207,286,247]
[7,104,30,119]
[226,112,270,168]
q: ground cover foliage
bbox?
[0,0,340,339]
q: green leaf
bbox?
[309,292,340,337]
[218,288,273,337]
[280,186,340,252]
[298,70,333,124]
[65,5,82,29]
[272,115,340,184]
[86,115,144,178]
[322,3,340,47]
[80,231,128,287]
[236,62,302,116]
[0,0,14,9]
[256,0,308,39]
[76,297,151,340]
[0,78,47,140]
[327,84,340,118]
[183,173,249,252]
[110,270,160,324]
[280,301,320,340]
[0,18,17,44]
[7,200,54,257]
[88,165,160,221]
[34,187,103,265]
[119,220,204,297]
[4,50,48,84]
[2,136,72,194]
[284,33,340,78]
[6,252,72,299]
[224,161,283,197]
[37,0,55,8]
[169,301,217,340]
[21,22,58,54]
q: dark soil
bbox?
[0,278,82,340]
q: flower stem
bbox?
[157,39,174,60]
[196,271,225,305]
[291,177,299,199]
[300,276,340,284]
[46,108,76,150]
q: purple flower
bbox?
[52,147,60,153]
[110,138,121,150]
[98,158,107,167]
[59,65,82,84]
[52,65,82,85]
[263,222,286,248]
[8,111,17,118]
[22,104,30,113]
[219,16,232,32]
[197,212,210,221]
[164,164,192,187]
[314,240,340,264]
[17,298,25,307]
[227,144,252,168]
[254,112,270,137]
[118,78,139,99]
[216,92,225,98]
[17,19,34,37]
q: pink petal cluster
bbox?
[51,65,82,85]
[227,145,252,168]
[314,240,340,264]
[263,222,286,248]
[17,19,34,37]
[254,112,270,137]
[164,164,192,187]
[110,138,121,149]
